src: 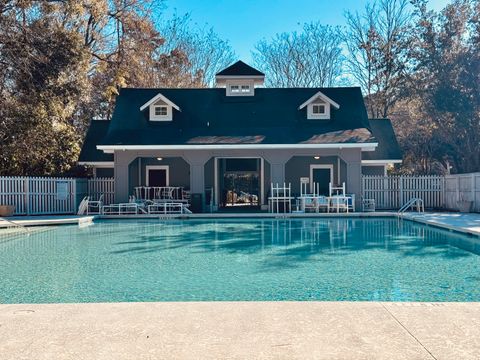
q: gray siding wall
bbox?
[285,156,345,195]
[127,157,190,195]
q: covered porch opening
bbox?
[214,158,265,210]
[286,155,347,197]
[128,156,190,200]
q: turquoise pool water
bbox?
[1,218,480,303]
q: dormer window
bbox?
[215,60,264,96]
[226,81,254,96]
[139,93,181,122]
[154,106,168,116]
[298,91,340,120]
[307,101,330,119]
[241,85,251,93]
[312,104,326,115]
[150,103,171,121]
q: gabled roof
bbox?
[78,120,113,164]
[298,91,340,110]
[363,119,402,161]
[216,60,265,77]
[96,87,375,149]
[139,93,180,111]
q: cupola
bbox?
[215,60,265,96]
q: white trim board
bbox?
[139,93,180,112]
[145,165,169,186]
[98,143,378,152]
[362,160,402,165]
[299,91,340,110]
[78,161,114,167]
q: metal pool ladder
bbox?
[398,198,425,214]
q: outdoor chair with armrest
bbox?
[317,195,330,213]
[87,194,104,215]
[346,194,355,212]
[329,195,349,213]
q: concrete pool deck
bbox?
[402,212,480,236]
[1,301,480,360]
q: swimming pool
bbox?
[1,218,480,303]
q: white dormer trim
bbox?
[139,93,180,122]
[139,93,180,112]
[298,91,340,111]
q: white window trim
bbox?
[149,104,172,121]
[308,101,330,120]
[309,164,334,193]
[226,80,254,96]
[146,165,169,186]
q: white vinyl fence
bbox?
[0,176,76,215]
[362,175,444,210]
[87,177,115,205]
[444,173,480,212]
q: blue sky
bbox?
[162,0,450,62]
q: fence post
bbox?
[471,173,476,210]
[399,176,404,207]
[24,177,30,216]
[456,176,461,203]
[72,179,77,214]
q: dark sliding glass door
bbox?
[219,158,261,208]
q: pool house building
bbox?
[79,61,402,212]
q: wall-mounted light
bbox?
[157,157,163,161]
[314,156,320,160]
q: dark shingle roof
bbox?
[78,120,113,163]
[363,119,402,161]
[101,87,374,146]
[216,60,265,77]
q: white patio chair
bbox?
[362,197,376,212]
[330,196,349,213]
[87,194,104,215]
[268,183,293,213]
[346,194,355,212]
[329,182,346,197]
[317,196,330,212]
[303,197,318,213]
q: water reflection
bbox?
[1,217,480,303]
[2,217,478,258]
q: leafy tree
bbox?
[0,0,233,176]
[405,0,480,173]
